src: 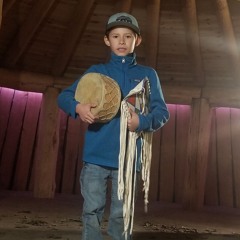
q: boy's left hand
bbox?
[127,108,139,132]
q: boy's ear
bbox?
[135,36,142,47]
[104,36,110,46]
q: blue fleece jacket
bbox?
[57,52,169,168]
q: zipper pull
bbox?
[122,58,125,63]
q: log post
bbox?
[183,98,212,210]
[214,0,240,84]
[183,0,205,85]
[33,87,60,198]
[146,0,161,68]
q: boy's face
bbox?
[104,27,142,56]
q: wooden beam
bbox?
[214,0,240,84]
[1,68,240,107]
[0,68,71,92]
[164,84,240,108]
[33,87,60,198]
[0,0,3,28]
[183,0,205,85]
[51,0,96,76]
[163,84,201,105]
[4,0,56,67]
[202,87,240,108]
[183,98,212,210]
[146,0,161,68]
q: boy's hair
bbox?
[105,12,140,36]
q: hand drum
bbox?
[75,73,121,123]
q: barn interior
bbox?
[1,0,240,239]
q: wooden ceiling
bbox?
[0,0,240,90]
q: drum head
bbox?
[75,73,121,122]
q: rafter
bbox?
[51,0,96,77]
[145,0,161,68]
[214,0,240,83]
[2,0,16,18]
[0,0,3,28]
[183,0,205,85]
[4,0,56,67]
[116,0,132,12]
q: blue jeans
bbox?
[80,163,131,240]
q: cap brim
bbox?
[106,22,140,35]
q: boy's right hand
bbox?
[76,103,98,124]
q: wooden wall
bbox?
[1,87,240,209]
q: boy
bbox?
[57,12,169,240]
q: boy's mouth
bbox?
[117,48,127,52]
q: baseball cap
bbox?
[105,12,140,35]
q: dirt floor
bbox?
[0,191,240,240]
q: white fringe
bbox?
[141,132,153,213]
[118,101,129,201]
[118,100,153,239]
[123,131,138,237]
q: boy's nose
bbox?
[119,38,125,44]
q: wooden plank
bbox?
[175,104,190,203]
[4,0,57,67]
[183,98,212,210]
[33,87,60,198]
[230,108,240,208]
[61,117,81,194]
[51,0,96,76]
[74,121,87,194]
[0,88,14,155]
[0,90,28,189]
[55,110,68,193]
[204,110,219,206]
[159,104,176,202]
[215,107,233,207]
[146,0,161,68]
[12,92,42,190]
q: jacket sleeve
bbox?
[57,79,80,119]
[136,68,169,132]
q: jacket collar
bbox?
[110,52,137,66]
